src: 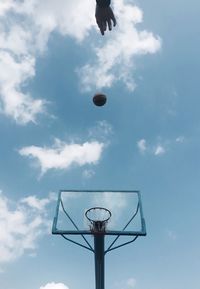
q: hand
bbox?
[95,5,117,35]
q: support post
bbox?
[94,234,105,289]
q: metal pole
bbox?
[94,234,105,289]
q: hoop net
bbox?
[85,207,111,234]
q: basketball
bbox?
[93,93,107,106]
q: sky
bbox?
[0,0,200,288]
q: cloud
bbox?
[175,136,185,143]
[88,120,113,141]
[78,0,161,91]
[114,277,136,289]
[0,12,45,124]
[166,229,177,240]
[138,135,186,156]
[126,278,136,288]
[137,139,147,153]
[154,145,165,156]
[0,51,45,124]
[40,283,69,289]
[20,193,55,211]
[92,192,127,227]
[0,0,95,124]
[0,1,16,16]
[137,138,166,156]
[0,191,52,265]
[82,169,95,179]
[19,138,105,175]
[0,0,161,123]
[92,192,127,211]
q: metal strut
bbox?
[60,198,94,251]
[105,202,140,253]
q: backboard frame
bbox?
[52,190,146,236]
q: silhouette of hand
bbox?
[95,6,116,35]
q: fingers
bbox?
[108,19,112,31]
[110,12,117,27]
[102,21,107,32]
[96,18,104,35]
[110,10,117,26]
[97,19,114,35]
[98,24,104,36]
[100,28,104,36]
[96,21,107,35]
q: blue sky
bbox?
[0,0,200,289]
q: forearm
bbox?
[96,0,111,8]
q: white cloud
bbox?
[78,0,161,91]
[82,169,95,179]
[20,194,55,211]
[88,120,113,141]
[137,139,147,153]
[19,138,104,174]
[92,192,127,211]
[166,229,177,240]
[138,135,186,157]
[126,278,136,288]
[137,138,167,156]
[154,145,165,156]
[0,1,16,16]
[176,136,185,143]
[0,51,45,124]
[0,191,52,265]
[0,13,46,124]
[0,0,161,123]
[114,277,136,289]
[40,283,69,289]
[92,192,127,227]
[0,0,95,124]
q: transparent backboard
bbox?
[52,190,146,236]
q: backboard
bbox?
[52,190,146,236]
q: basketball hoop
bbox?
[85,207,111,234]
